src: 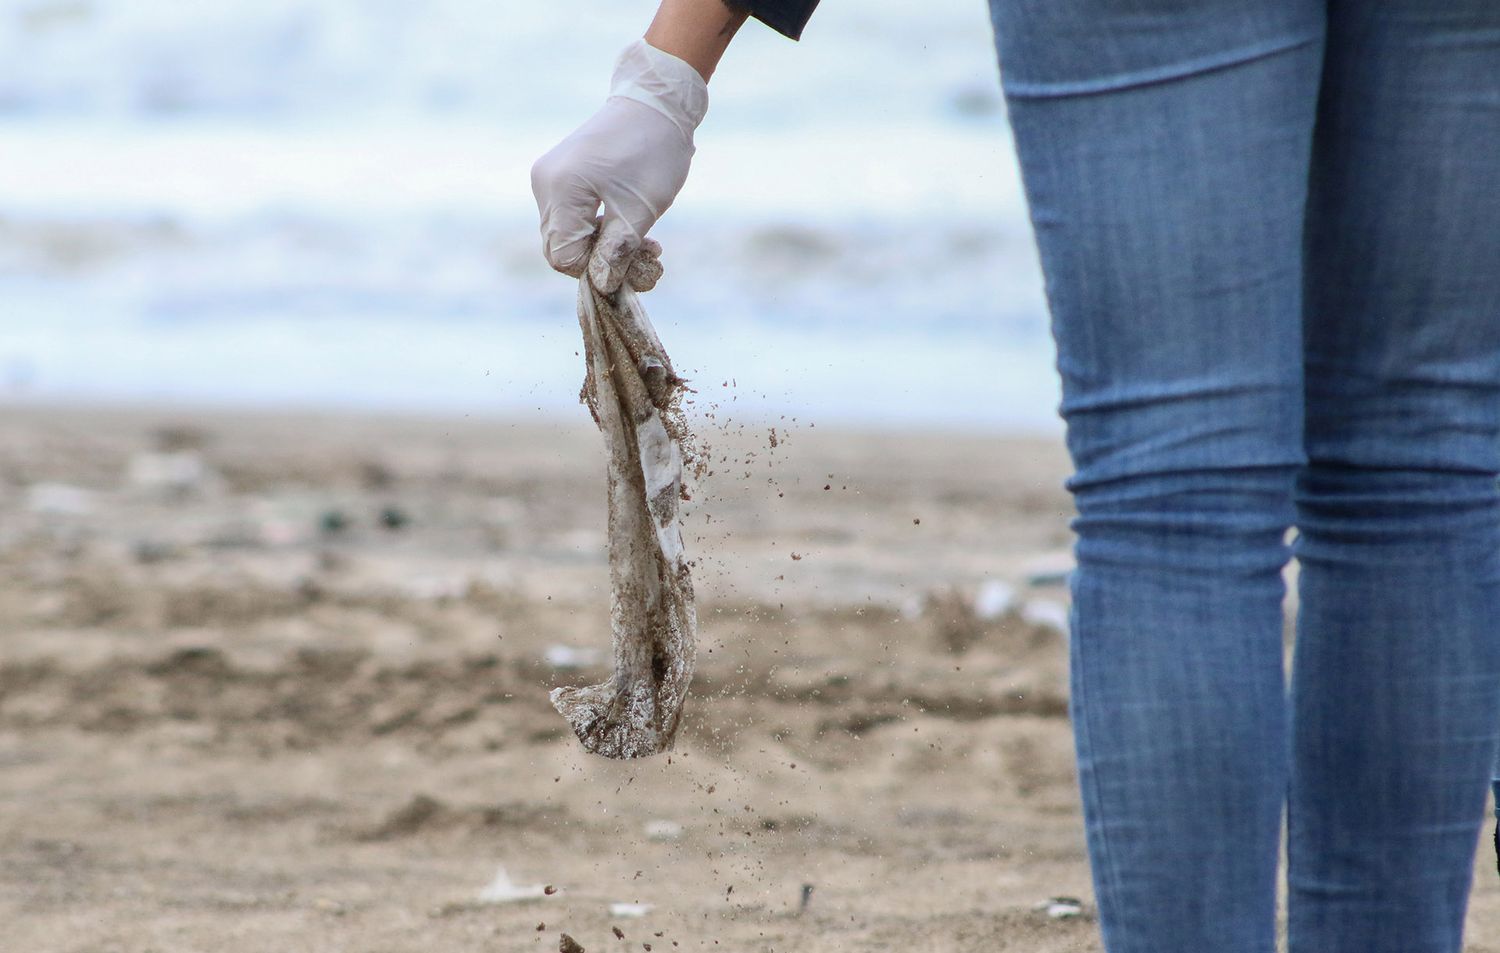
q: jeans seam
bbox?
[1003,31,1323,100]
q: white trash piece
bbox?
[1035,896,1084,919]
[545,644,605,670]
[476,867,548,904]
[1023,550,1075,587]
[972,579,1017,620]
[1021,599,1070,636]
[609,902,653,918]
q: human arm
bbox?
[529,0,819,291]
[644,0,749,82]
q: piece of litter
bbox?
[476,866,548,904]
[972,579,1017,620]
[1035,896,1084,919]
[1023,550,1075,587]
[644,819,683,841]
[1021,599,1070,635]
[560,933,585,953]
[544,644,606,670]
[549,261,697,759]
[609,902,653,918]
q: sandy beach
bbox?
[3,402,1498,952]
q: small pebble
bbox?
[319,509,349,534]
[379,505,410,530]
[560,933,585,953]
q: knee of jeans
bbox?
[1069,463,1299,578]
[1060,380,1303,576]
[1295,462,1500,550]
[1304,373,1500,479]
[1300,384,1500,542]
[1066,444,1300,582]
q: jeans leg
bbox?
[1288,3,1500,951]
[988,2,1323,949]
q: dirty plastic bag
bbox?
[549,267,698,758]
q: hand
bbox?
[531,40,708,293]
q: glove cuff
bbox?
[609,39,710,140]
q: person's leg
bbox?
[1287,3,1500,950]
[987,2,1323,949]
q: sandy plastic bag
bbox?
[549,271,697,758]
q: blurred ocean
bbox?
[0,0,1061,431]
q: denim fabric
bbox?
[987,1,1500,950]
[736,0,819,40]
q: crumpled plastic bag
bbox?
[549,262,698,759]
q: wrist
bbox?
[610,39,710,138]
[644,0,747,81]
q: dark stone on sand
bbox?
[132,539,177,564]
[319,509,350,534]
[358,793,446,841]
[146,646,231,678]
[359,459,395,489]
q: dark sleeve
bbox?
[734,0,820,40]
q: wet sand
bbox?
[2,403,1497,952]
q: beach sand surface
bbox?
[2,404,1497,952]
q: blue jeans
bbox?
[987,1,1500,950]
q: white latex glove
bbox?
[531,39,708,293]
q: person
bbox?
[529,1,1500,950]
